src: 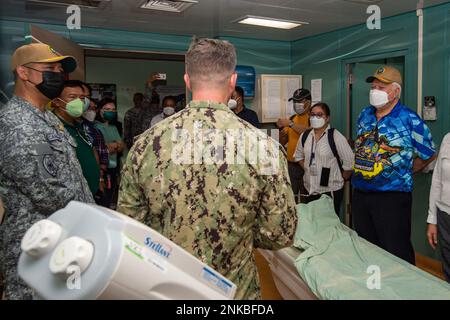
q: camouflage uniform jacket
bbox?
[118,100,298,300]
[0,96,94,300]
[124,107,144,149]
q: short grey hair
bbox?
[185,37,237,89]
[392,82,402,99]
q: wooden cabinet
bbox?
[254,74,303,123]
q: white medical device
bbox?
[18,201,237,300]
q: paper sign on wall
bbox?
[311,79,322,104]
[264,79,282,119]
[285,78,300,117]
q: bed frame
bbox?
[259,248,318,300]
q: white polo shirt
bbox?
[294,126,354,195]
[150,113,165,128]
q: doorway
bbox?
[28,25,187,124]
[84,48,186,122]
[347,56,405,140]
[343,55,406,227]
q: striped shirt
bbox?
[82,119,109,167]
[294,126,354,195]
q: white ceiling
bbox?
[1,0,449,41]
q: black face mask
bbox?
[25,67,66,100]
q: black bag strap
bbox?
[327,128,344,174]
[301,129,313,148]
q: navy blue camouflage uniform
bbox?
[0,96,94,299]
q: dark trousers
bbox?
[437,208,450,283]
[301,188,344,217]
[352,189,415,265]
[288,161,305,203]
[95,167,119,209]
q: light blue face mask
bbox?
[83,97,90,112]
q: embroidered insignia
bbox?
[42,155,57,177]
[47,133,62,143]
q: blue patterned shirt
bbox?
[352,101,435,192]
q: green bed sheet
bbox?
[293,195,450,300]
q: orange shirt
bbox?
[283,114,309,162]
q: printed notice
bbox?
[311,79,322,104]
[285,78,300,117]
[264,79,281,119]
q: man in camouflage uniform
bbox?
[123,92,145,149]
[140,72,163,131]
[118,38,298,300]
[0,43,94,299]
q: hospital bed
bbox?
[259,247,317,300]
[260,196,450,300]
[17,198,450,300]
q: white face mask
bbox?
[163,106,175,116]
[310,116,326,129]
[370,89,389,108]
[228,99,237,110]
[294,102,306,114]
[82,110,96,122]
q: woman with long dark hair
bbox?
[94,98,124,209]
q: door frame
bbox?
[338,49,410,227]
[85,48,189,103]
[340,49,409,140]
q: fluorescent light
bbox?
[236,15,308,30]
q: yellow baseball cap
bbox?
[11,43,77,73]
[366,66,402,86]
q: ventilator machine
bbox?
[17,201,236,300]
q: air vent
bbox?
[140,0,198,13]
[26,0,111,9]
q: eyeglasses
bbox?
[310,113,325,117]
[24,64,64,73]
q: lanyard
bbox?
[75,125,93,148]
[309,139,316,167]
[309,131,326,167]
[56,113,93,148]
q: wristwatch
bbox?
[289,120,295,128]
